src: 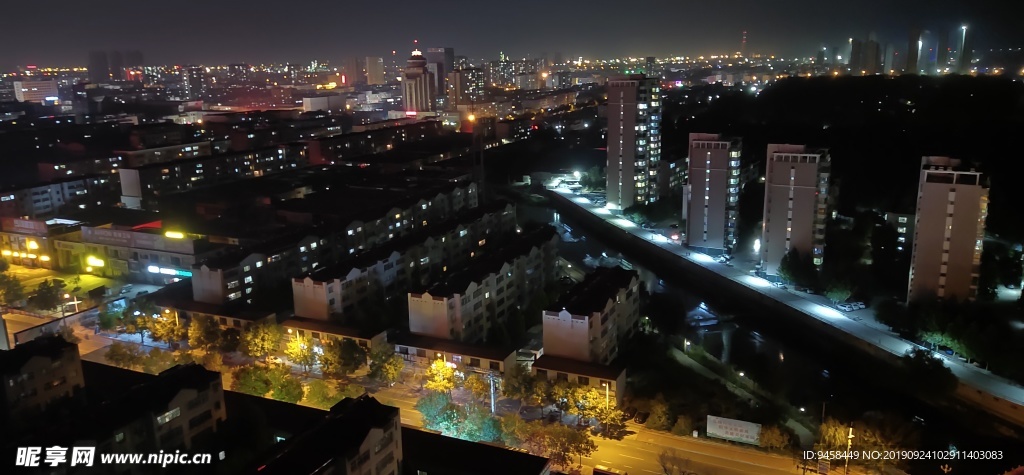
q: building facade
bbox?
[907,157,987,302]
[760,144,831,277]
[401,50,436,113]
[606,74,661,209]
[13,80,59,105]
[684,133,742,253]
[542,267,639,365]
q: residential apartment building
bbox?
[304,120,442,166]
[118,143,308,210]
[254,395,402,475]
[884,211,915,253]
[907,157,988,302]
[80,364,226,455]
[292,202,517,320]
[0,175,115,220]
[407,225,558,343]
[191,181,479,307]
[0,336,85,427]
[684,133,742,253]
[760,144,831,278]
[447,68,487,106]
[606,74,661,209]
[542,266,640,365]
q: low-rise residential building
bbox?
[305,119,442,165]
[0,335,85,427]
[403,425,552,475]
[254,395,402,475]
[531,354,627,406]
[542,267,640,365]
[292,201,517,320]
[281,317,388,352]
[407,225,558,343]
[393,332,516,374]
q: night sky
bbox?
[3,0,1020,69]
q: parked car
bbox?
[119,284,134,294]
[850,302,866,310]
[266,356,284,365]
[634,411,650,424]
[621,406,638,420]
[772,282,787,289]
[669,223,680,229]
[837,303,854,312]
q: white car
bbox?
[837,303,854,312]
[266,356,284,365]
[850,302,866,310]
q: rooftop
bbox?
[281,317,382,341]
[0,335,78,376]
[550,266,637,316]
[253,395,399,475]
[422,224,555,297]
[532,354,625,381]
[403,426,552,475]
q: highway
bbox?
[551,188,1024,418]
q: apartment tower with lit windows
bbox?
[606,74,661,209]
[683,133,742,254]
[760,144,831,278]
[907,156,987,302]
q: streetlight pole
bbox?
[602,382,609,409]
[486,372,499,414]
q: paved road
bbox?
[554,189,1024,411]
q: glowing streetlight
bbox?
[573,170,581,179]
[753,238,761,253]
[601,382,610,409]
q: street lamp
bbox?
[844,427,855,475]
[601,382,610,409]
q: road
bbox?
[552,188,1024,412]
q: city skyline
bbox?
[3,0,1021,69]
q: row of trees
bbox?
[105,342,224,375]
[416,359,598,471]
[875,297,1024,385]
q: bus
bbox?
[593,465,628,475]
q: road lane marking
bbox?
[621,455,643,460]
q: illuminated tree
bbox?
[285,335,318,372]
[187,314,222,351]
[424,358,456,393]
[320,338,367,377]
[242,321,283,360]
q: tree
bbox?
[461,403,502,442]
[337,383,366,399]
[320,339,367,377]
[670,414,694,436]
[657,448,695,475]
[188,314,222,351]
[777,248,818,289]
[123,313,151,344]
[424,358,456,393]
[32,279,66,312]
[502,363,534,400]
[233,366,271,397]
[97,305,121,331]
[499,413,532,447]
[142,348,177,374]
[545,424,596,470]
[759,425,791,451]
[0,272,25,307]
[646,394,673,431]
[242,321,283,360]
[825,283,852,304]
[818,417,849,451]
[304,379,341,410]
[270,371,304,404]
[463,373,490,401]
[416,391,464,436]
[368,344,404,386]
[105,342,143,369]
[285,335,318,373]
[0,257,8,273]
[148,313,187,344]
[595,405,627,439]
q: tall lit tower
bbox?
[606,74,661,209]
[741,31,747,56]
[959,25,971,73]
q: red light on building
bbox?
[26,65,37,69]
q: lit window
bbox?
[157,407,181,425]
